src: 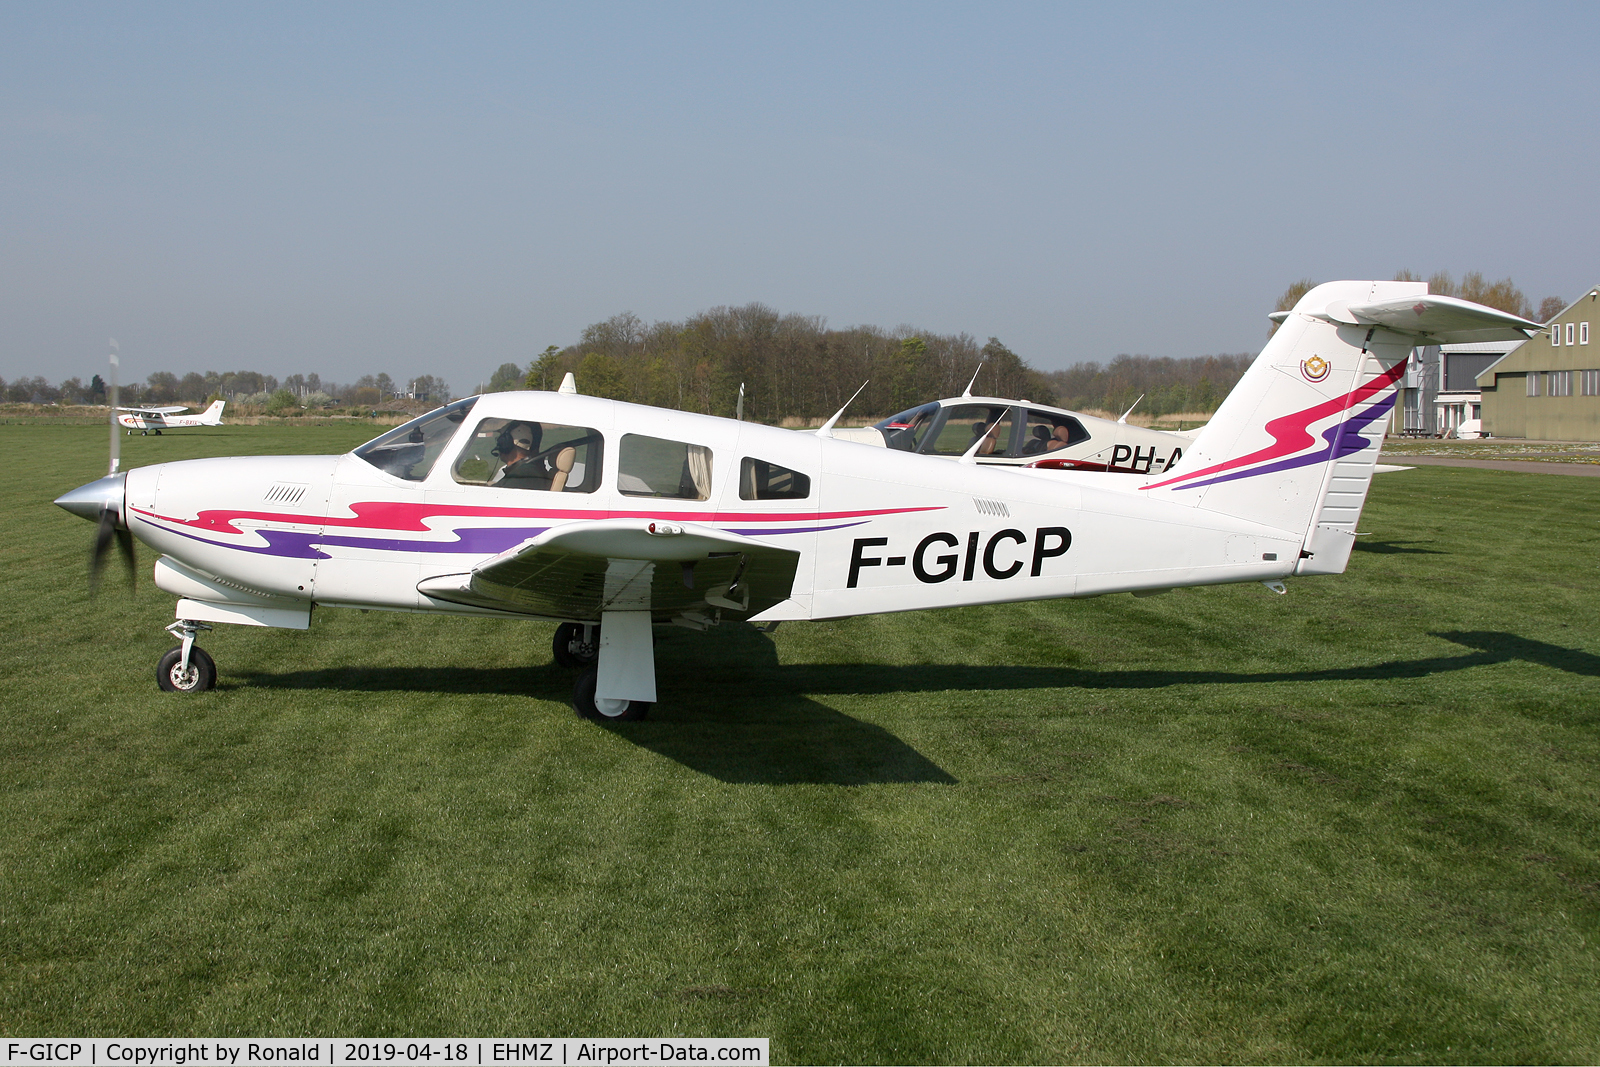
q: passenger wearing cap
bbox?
[492,421,576,491]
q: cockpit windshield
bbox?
[353,396,478,481]
[874,402,941,451]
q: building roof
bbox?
[1475,284,1600,386]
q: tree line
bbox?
[0,368,451,410]
[479,304,1061,423]
[1043,353,1256,418]
[6,270,1560,419]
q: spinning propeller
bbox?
[55,339,136,594]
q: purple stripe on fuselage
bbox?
[144,522,550,561]
[142,515,866,561]
[1168,394,1396,491]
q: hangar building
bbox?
[1477,286,1600,440]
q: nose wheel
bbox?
[158,619,216,692]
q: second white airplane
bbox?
[117,399,226,435]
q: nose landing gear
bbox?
[158,619,216,692]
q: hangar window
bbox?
[619,434,712,500]
[1527,373,1541,397]
[452,418,602,492]
[1550,371,1572,397]
[1581,370,1599,396]
[740,457,811,500]
[354,396,478,481]
[1581,322,1590,345]
[1552,325,1562,347]
[1567,323,1576,346]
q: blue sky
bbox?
[3,1,1596,389]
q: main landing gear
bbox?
[553,618,653,722]
[157,619,216,692]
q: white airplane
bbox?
[56,281,1538,720]
[829,394,1198,475]
[117,399,226,435]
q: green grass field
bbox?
[2,423,1597,1062]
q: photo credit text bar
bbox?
[2,1041,768,1067]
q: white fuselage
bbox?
[123,392,1299,626]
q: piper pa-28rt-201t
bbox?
[56,281,1541,720]
[117,399,226,435]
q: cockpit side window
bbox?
[739,457,811,500]
[924,404,1015,456]
[874,402,940,452]
[353,397,478,481]
[453,418,603,493]
[619,434,712,500]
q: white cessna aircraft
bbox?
[117,399,226,435]
[56,282,1538,720]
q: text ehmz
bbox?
[848,527,1071,588]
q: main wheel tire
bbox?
[572,667,650,721]
[552,622,599,669]
[157,645,216,693]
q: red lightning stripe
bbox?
[155,501,944,537]
[1142,359,1408,492]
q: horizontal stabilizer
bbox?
[1324,293,1541,344]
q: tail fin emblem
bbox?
[1300,355,1330,382]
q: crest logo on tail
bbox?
[1300,355,1330,382]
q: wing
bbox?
[417,518,800,622]
[118,405,189,416]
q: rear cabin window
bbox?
[452,418,603,493]
[1020,410,1090,455]
[740,457,811,500]
[618,434,712,500]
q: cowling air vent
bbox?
[973,497,1010,518]
[263,482,309,506]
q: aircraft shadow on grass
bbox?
[233,629,1598,785]
[1351,538,1445,555]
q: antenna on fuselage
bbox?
[961,361,984,398]
[736,382,745,421]
[816,381,869,439]
[1117,394,1144,424]
[558,372,579,395]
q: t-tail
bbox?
[201,400,226,425]
[1141,280,1539,577]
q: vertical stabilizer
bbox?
[203,400,226,425]
[1141,280,1536,577]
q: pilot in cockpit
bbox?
[492,421,575,491]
